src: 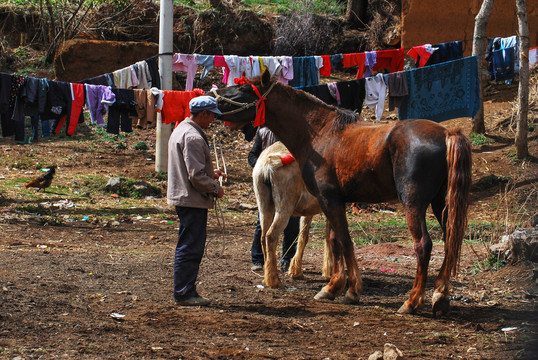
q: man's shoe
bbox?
[281,259,290,273]
[175,295,211,306]
[251,262,263,271]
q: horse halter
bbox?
[211,77,276,126]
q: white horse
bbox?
[253,141,332,287]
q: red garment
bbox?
[280,154,295,166]
[320,55,331,76]
[160,89,205,125]
[407,46,434,68]
[372,48,405,73]
[343,53,366,79]
[54,83,85,136]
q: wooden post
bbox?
[515,0,529,159]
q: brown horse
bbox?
[212,71,472,316]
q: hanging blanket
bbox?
[398,56,480,122]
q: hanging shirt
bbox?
[320,55,331,76]
[130,65,139,88]
[372,48,405,74]
[343,52,366,79]
[278,56,294,84]
[530,47,537,67]
[398,56,480,122]
[214,55,230,85]
[160,89,205,125]
[196,54,214,79]
[424,41,463,66]
[260,56,282,77]
[407,44,439,68]
[492,47,515,82]
[364,73,387,122]
[250,56,261,78]
[85,84,115,127]
[135,60,152,89]
[364,51,377,78]
[145,57,160,89]
[112,66,134,89]
[172,53,198,91]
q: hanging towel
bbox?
[289,56,322,87]
[398,56,480,122]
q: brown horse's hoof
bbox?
[397,302,416,314]
[314,289,335,301]
[289,273,305,280]
[343,294,359,304]
[432,292,450,318]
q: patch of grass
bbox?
[471,253,506,274]
[147,171,167,181]
[133,141,148,151]
[469,132,495,146]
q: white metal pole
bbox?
[155,0,173,173]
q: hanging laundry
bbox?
[278,56,294,84]
[300,84,337,106]
[159,89,205,125]
[225,56,256,86]
[342,52,366,79]
[530,47,537,67]
[260,56,282,78]
[196,54,215,78]
[132,89,159,129]
[289,56,322,87]
[407,44,439,68]
[53,82,85,136]
[364,73,387,122]
[386,71,408,111]
[130,65,139,88]
[172,53,198,91]
[85,84,115,127]
[250,56,261,78]
[364,51,377,78]
[330,54,343,70]
[107,88,136,134]
[320,55,331,76]
[135,60,152,89]
[326,82,341,105]
[335,78,366,113]
[112,66,134,89]
[500,35,520,72]
[372,47,405,74]
[152,87,165,112]
[423,41,463,66]
[398,56,480,123]
[22,76,40,116]
[214,55,230,85]
[145,56,160,89]
[492,47,515,82]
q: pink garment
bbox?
[172,53,198,91]
[214,55,230,85]
[130,65,139,88]
[278,56,293,84]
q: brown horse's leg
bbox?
[289,216,312,279]
[314,210,361,304]
[398,207,432,314]
[431,195,451,317]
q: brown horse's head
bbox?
[211,70,275,129]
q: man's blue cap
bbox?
[189,96,222,115]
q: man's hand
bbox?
[214,169,227,180]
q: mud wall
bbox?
[401,0,538,56]
[54,39,158,82]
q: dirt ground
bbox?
[0,75,537,359]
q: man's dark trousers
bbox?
[174,206,207,301]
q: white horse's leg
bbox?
[289,216,313,279]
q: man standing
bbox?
[167,96,225,306]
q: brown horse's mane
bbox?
[269,79,361,131]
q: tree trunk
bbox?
[515,0,529,158]
[346,0,368,27]
[471,0,495,134]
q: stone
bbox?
[383,343,404,360]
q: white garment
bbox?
[261,56,282,77]
[136,61,152,89]
[314,56,324,83]
[530,48,537,67]
[151,87,165,111]
[364,73,387,122]
[278,56,294,84]
[225,55,255,86]
[112,67,134,89]
[250,56,261,78]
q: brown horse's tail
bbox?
[445,128,472,277]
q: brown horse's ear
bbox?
[261,69,271,86]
